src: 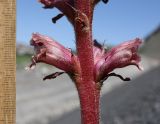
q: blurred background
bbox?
[16,0,160,124]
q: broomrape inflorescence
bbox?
[26,0,142,124]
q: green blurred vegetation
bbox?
[16,54,31,69]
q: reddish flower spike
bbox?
[28,1,143,123]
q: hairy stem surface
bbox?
[74,1,100,124]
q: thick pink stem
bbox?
[75,77,100,124]
[74,0,94,81]
[78,83,100,124]
[74,1,100,124]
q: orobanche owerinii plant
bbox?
[26,0,142,124]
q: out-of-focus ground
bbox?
[51,65,160,124]
[16,26,160,124]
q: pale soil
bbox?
[51,65,160,124]
[16,55,160,124]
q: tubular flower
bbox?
[26,33,78,75]
[93,38,142,83]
